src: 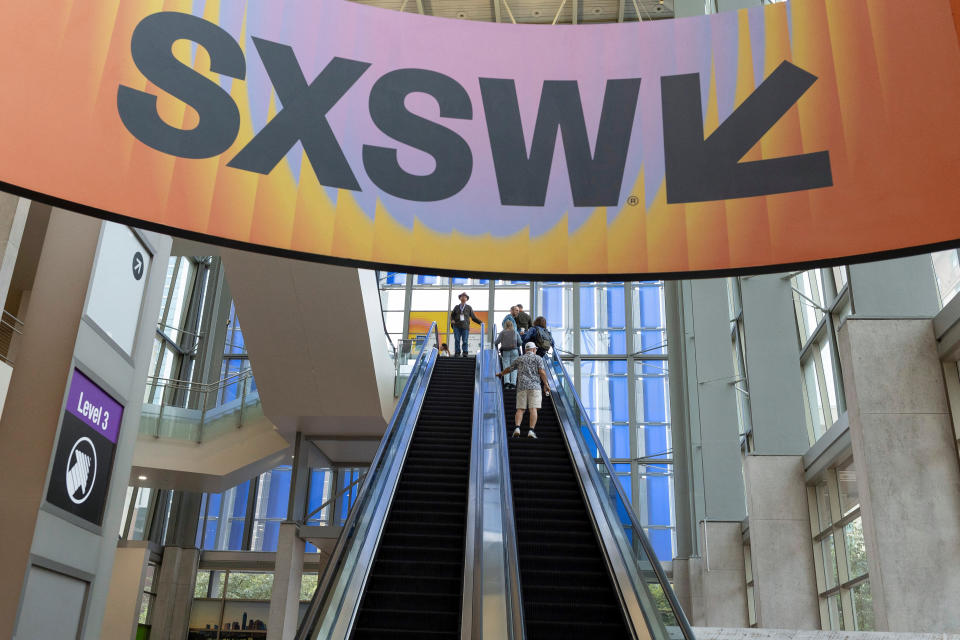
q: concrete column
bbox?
[739,275,809,455]
[101,543,151,640]
[670,279,748,625]
[687,279,747,523]
[268,523,305,640]
[743,455,819,629]
[675,522,749,628]
[837,318,960,632]
[150,546,200,640]
[847,257,940,318]
[0,208,171,640]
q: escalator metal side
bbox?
[296,339,440,640]
[461,345,526,640]
[543,360,696,640]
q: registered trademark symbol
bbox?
[627,195,639,206]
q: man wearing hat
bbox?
[450,292,482,357]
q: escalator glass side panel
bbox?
[504,388,633,640]
[349,355,476,640]
[544,354,694,640]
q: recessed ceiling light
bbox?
[138,475,147,481]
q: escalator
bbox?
[298,323,693,640]
[350,355,475,639]
[504,389,632,639]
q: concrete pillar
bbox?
[675,522,749,628]
[0,208,171,640]
[268,523,305,640]
[739,275,809,455]
[847,257,940,318]
[743,455,819,629]
[101,543,151,640]
[837,318,960,632]
[670,279,748,625]
[150,546,200,640]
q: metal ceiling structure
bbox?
[352,0,675,24]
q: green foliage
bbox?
[225,572,274,600]
[300,573,319,601]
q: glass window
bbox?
[300,573,319,601]
[128,488,153,540]
[802,355,827,442]
[580,360,629,427]
[851,579,875,630]
[579,283,627,355]
[306,468,333,526]
[932,249,960,308]
[537,284,574,352]
[251,466,292,552]
[809,461,873,630]
[821,534,839,589]
[844,517,868,579]
[225,572,274,600]
[793,270,826,343]
[837,460,859,516]
[493,288,531,316]
[633,282,666,355]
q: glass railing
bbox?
[297,322,440,640]
[139,369,262,443]
[545,350,695,640]
[393,332,436,396]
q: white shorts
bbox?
[516,388,542,410]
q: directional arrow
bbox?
[132,251,144,281]
[661,60,832,204]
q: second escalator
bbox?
[349,355,476,640]
[504,386,633,640]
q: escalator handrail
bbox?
[462,326,526,640]
[545,349,695,640]
[295,322,440,640]
[490,346,527,640]
[462,323,484,639]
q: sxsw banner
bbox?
[1,1,960,277]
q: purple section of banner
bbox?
[65,369,124,444]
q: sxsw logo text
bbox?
[118,12,832,207]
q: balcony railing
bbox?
[0,310,24,365]
[140,369,262,443]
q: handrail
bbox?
[488,332,526,640]
[295,321,440,640]
[462,324,484,639]
[146,368,253,393]
[301,473,365,524]
[546,349,695,640]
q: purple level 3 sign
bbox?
[46,370,125,525]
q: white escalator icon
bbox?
[66,437,97,505]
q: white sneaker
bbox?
[527,430,537,439]
[512,427,521,438]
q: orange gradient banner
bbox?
[1,0,960,278]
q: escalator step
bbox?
[349,360,473,639]
[504,391,633,640]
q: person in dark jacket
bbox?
[522,316,555,358]
[515,304,532,333]
[450,292,482,356]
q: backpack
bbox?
[534,326,553,351]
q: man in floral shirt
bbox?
[497,342,550,438]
